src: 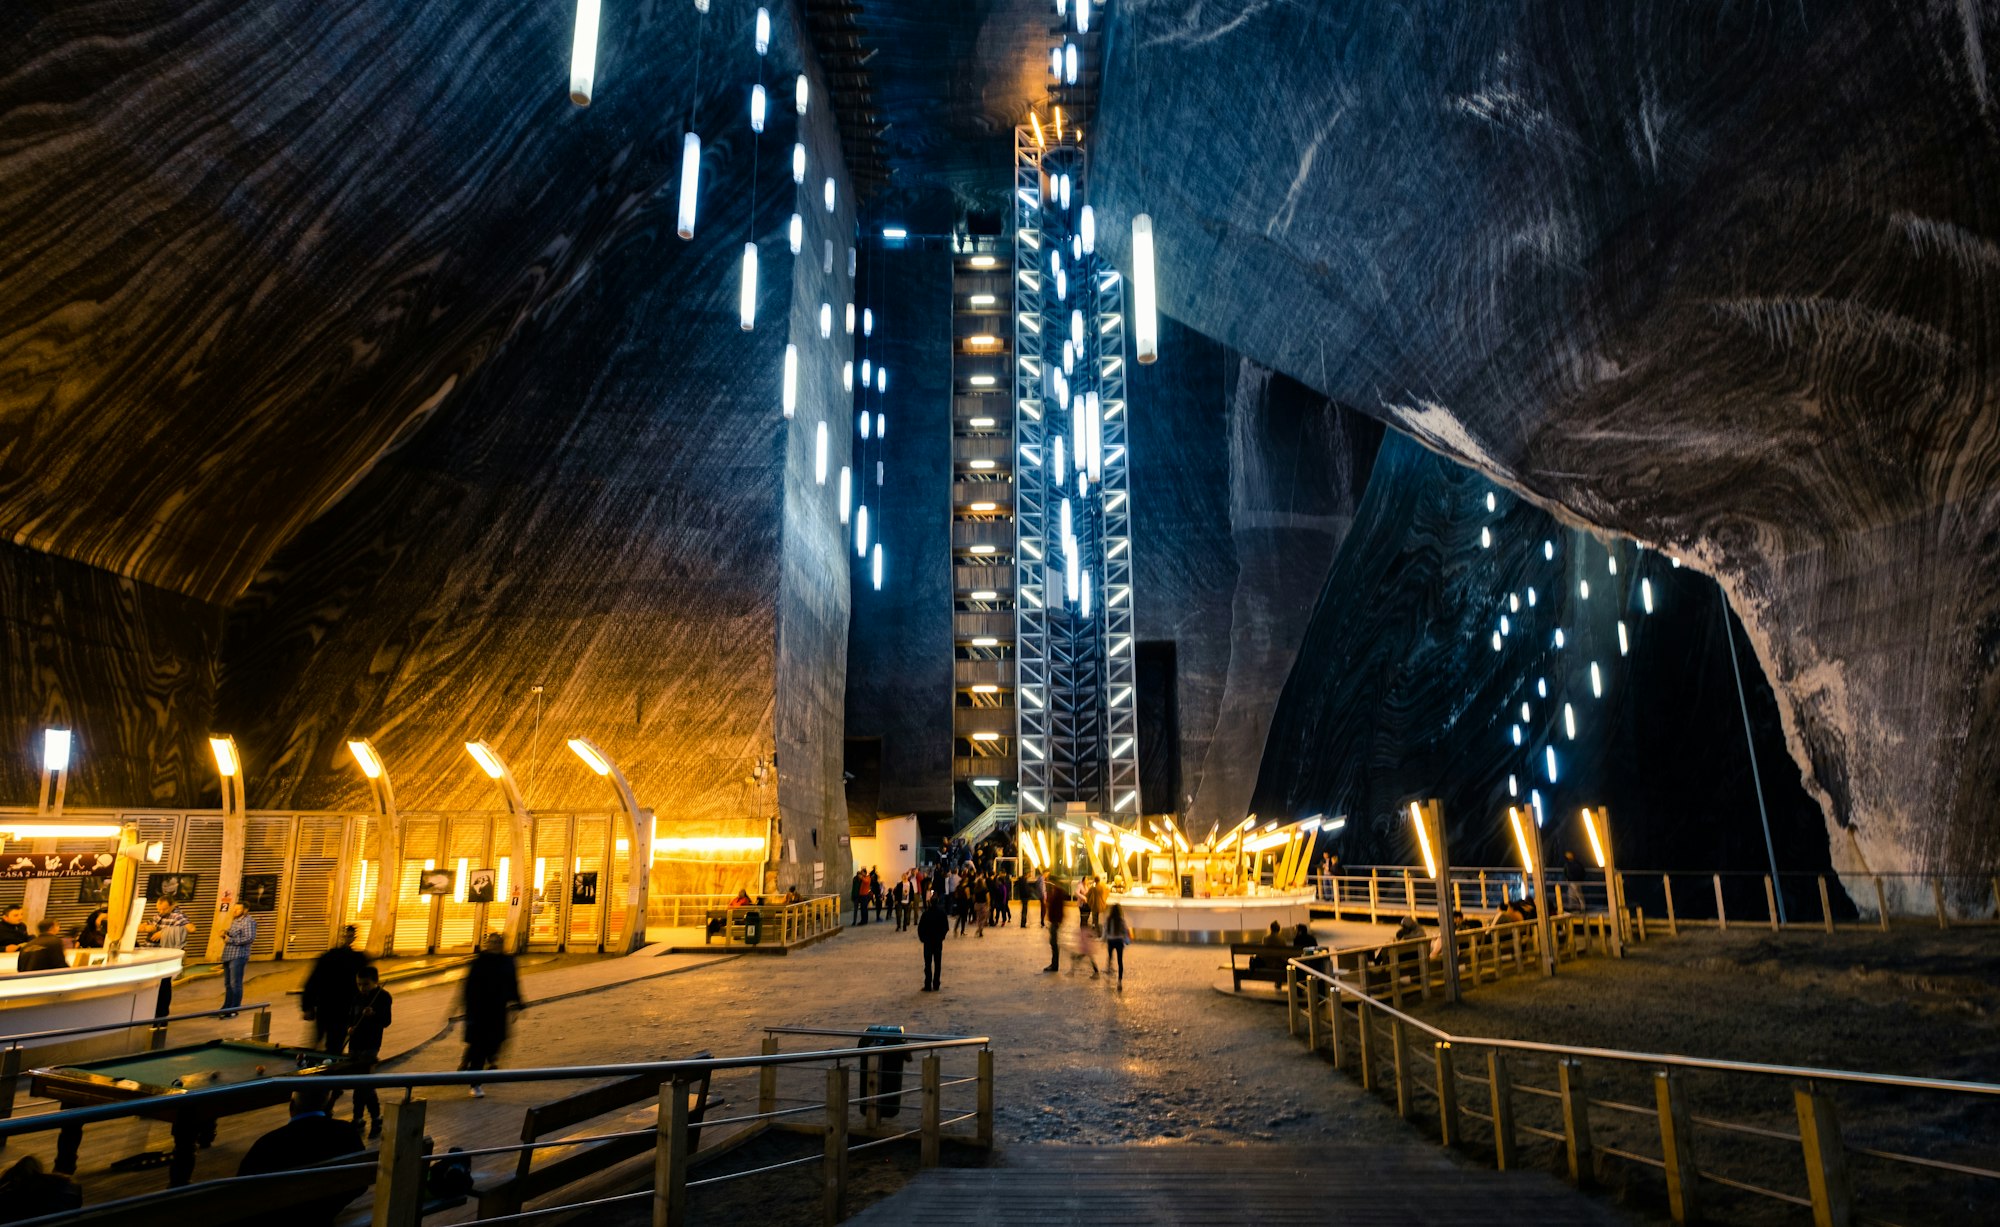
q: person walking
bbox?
[1041,877,1069,973]
[1102,902,1131,987]
[1068,907,1100,978]
[870,868,885,921]
[850,871,868,926]
[974,874,990,938]
[917,895,948,991]
[346,965,392,1138]
[1562,850,1587,913]
[954,875,973,936]
[460,935,523,1097]
[137,896,194,1019]
[301,926,370,1056]
[1089,877,1109,935]
[1018,871,1033,928]
[993,872,1010,927]
[220,904,256,1017]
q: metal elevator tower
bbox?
[1012,122,1141,846]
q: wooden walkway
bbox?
[840,1144,1632,1226]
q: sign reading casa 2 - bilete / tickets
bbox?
[0,851,115,880]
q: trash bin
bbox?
[744,909,763,946]
[858,1024,907,1118]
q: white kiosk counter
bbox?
[1115,888,1317,943]
[0,949,184,1049]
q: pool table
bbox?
[31,1038,350,1186]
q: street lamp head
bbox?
[208,736,239,778]
[42,728,72,773]
[567,738,612,776]
[465,741,505,779]
[346,739,383,780]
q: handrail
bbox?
[1287,957,2000,1098]
[0,1036,993,1142]
[764,1025,971,1042]
[2,1003,272,1048]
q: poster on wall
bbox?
[2,851,115,881]
[467,869,497,904]
[418,867,455,897]
[75,876,111,904]
[146,872,198,902]
[570,872,598,905]
[239,874,279,913]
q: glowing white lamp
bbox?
[1131,213,1158,363]
[871,543,883,590]
[814,421,828,485]
[788,213,803,253]
[750,83,767,132]
[842,361,853,391]
[819,302,832,338]
[1618,621,1630,656]
[856,504,869,556]
[1564,702,1577,739]
[875,412,885,438]
[863,308,874,336]
[1080,205,1095,253]
[1590,661,1603,697]
[792,143,806,183]
[795,74,809,114]
[41,727,72,773]
[876,367,886,393]
[209,736,239,778]
[1080,568,1092,618]
[466,742,505,779]
[862,358,872,385]
[839,467,852,523]
[1545,745,1559,782]
[738,243,758,330]
[845,303,855,334]
[824,177,836,213]
[673,132,702,240]
[1642,578,1655,613]
[1065,43,1078,84]
[781,344,798,417]
[569,0,601,106]
[754,6,770,54]
[860,409,871,439]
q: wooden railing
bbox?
[1282,958,2000,1226]
[0,1029,994,1226]
[1292,915,1590,1016]
[702,895,841,948]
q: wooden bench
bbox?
[474,1055,717,1220]
[704,907,773,944]
[1229,943,1302,993]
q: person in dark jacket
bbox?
[1041,879,1069,972]
[347,966,393,1138]
[237,1089,365,1226]
[76,908,109,949]
[15,920,68,972]
[0,905,30,953]
[302,926,371,1055]
[460,934,523,1096]
[917,897,949,991]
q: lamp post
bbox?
[567,738,652,954]
[1409,798,1461,1003]
[346,739,402,958]
[203,736,246,962]
[1510,805,1556,977]
[1581,806,1623,957]
[466,742,533,953]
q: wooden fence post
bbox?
[1819,876,1834,934]
[1713,875,1728,931]
[758,1035,778,1118]
[1390,1020,1411,1119]
[1795,1081,1853,1227]
[1654,1069,1699,1224]
[1664,875,1679,936]
[654,1076,692,1227]
[1304,975,1321,1052]
[1558,1058,1593,1186]
[1764,876,1781,931]
[252,1007,271,1042]
[823,1065,849,1226]
[1415,946,1432,1004]
[1435,1043,1459,1147]
[1356,1000,1376,1091]
[1328,987,1346,1067]
[1286,964,1300,1036]
[1369,871,1380,924]
[1933,879,1950,929]
[372,1097,428,1227]
[920,1056,941,1168]
[976,1048,994,1148]
[1488,1052,1517,1170]
[1873,877,1889,931]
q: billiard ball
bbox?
[254,1065,266,1076]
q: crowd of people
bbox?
[852,846,1137,991]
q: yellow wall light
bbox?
[568,738,612,775]
[1409,801,1439,880]
[1581,807,1608,869]
[346,739,383,779]
[1509,806,1535,875]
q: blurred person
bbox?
[347,965,393,1138]
[302,926,370,1056]
[460,934,523,1097]
[15,919,68,972]
[1102,902,1131,987]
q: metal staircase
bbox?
[957,802,1018,848]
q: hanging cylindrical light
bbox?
[1077,0,1090,34]
[875,412,885,438]
[1050,47,1062,78]
[856,504,869,556]
[1086,391,1102,481]
[1080,205,1095,253]
[863,308,874,336]
[842,361,853,392]
[795,74,809,114]
[871,543,883,591]
[781,344,798,417]
[1132,213,1158,363]
[860,409,871,440]
[1058,172,1072,210]
[788,213,803,253]
[1062,339,1074,375]
[569,0,601,106]
[1071,391,1086,469]
[1064,43,1079,84]
[819,302,832,338]
[676,132,701,239]
[845,302,855,334]
[839,467,852,524]
[862,357,872,385]
[1080,568,1092,617]
[754,7,770,54]
[792,143,806,183]
[876,367,886,393]
[823,177,836,213]
[1054,434,1066,485]
[738,242,758,330]
[750,84,767,133]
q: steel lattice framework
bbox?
[1011,124,1141,829]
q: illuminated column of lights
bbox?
[1092,240,1141,816]
[1012,121,1053,827]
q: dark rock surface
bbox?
[1093,0,2000,884]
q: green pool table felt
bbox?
[48,1040,342,1090]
